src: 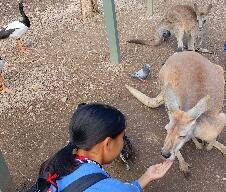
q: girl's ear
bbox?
[102,137,112,152]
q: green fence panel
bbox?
[103,0,120,64]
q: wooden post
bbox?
[80,0,99,20]
[103,0,120,64]
[0,150,15,192]
[144,0,154,16]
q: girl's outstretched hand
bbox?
[146,160,173,180]
[138,160,173,189]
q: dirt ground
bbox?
[0,0,226,191]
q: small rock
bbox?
[223,178,226,181]
[61,96,68,102]
[31,84,40,91]
[28,106,33,111]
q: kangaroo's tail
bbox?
[127,39,156,46]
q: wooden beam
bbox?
[103,0,120,64]
[0,151,15,192]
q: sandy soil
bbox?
[0,0,226,191]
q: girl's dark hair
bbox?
[38,103,126,188]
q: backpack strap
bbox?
[62,173,108,192]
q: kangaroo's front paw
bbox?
[192,138,203,150]
[195,142,203,150]
[206,143,213,151]
[187,46,195,51]
[176,47,183,52]
[179,161,191,178]
[183,45,188,50]
[187,48,195,51]
[220,148,226,156]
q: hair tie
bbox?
[47,173,58,188]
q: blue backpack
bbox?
[26,173,108,192]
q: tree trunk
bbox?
[80,0,99,20]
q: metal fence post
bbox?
[0,150,15,192]
[144,0,154,16]
[103,0,120,64]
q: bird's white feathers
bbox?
[5,21,28,38]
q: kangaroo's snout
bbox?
[161,151,171,159]
[198,25,203,31]
[163,30,171,40]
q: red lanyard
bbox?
[75,155,89,161]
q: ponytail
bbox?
[38,142,79,191]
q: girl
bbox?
[37,103,173,191]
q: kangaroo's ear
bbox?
[187,95,210,120]
[194,3,199,13]
[206,4,212,15]
[165,85,180,112]
[165,116,176,131]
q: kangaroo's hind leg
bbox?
[193,30,213,54]
[187,32,195,51]
[175,29,184,52]
[207,140,226,155]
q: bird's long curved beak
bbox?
[22,0,29,10]
[23,3,29,9]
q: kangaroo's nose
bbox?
[163,30,171,39]
[161,152,171,159]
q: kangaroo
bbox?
[127,4,212,53]
[125,51,226,176]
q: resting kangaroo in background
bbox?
[128,4,212,53]
[126,51,226,176]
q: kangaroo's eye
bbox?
[203,19,206,24]
[179,135,186,139]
